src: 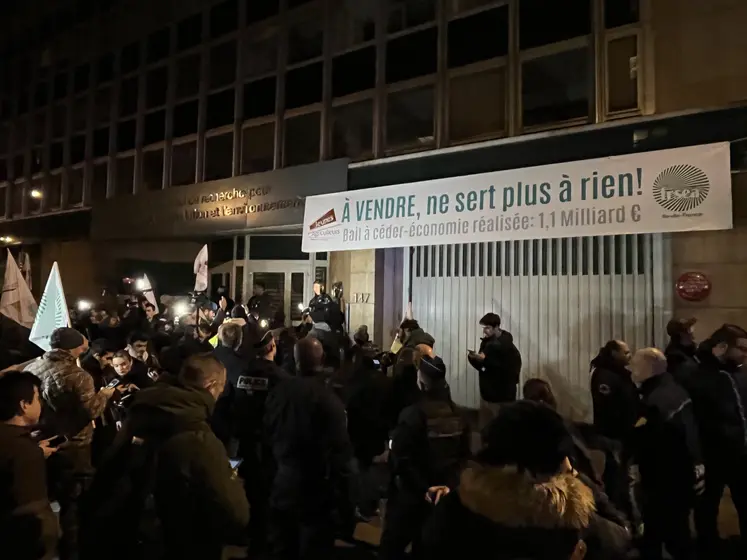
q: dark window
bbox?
[331,100,373,160]
[171,141,197,186]
[0,160,6,182]
[119,77,139,117]
[173,100,199,137]
[285,63,322,109]
[0,185,5,216]
[607,36,638,112]
[386,86,434,150]
[241,123,274,174]
[207,89,235,129]
[11,182,23,215]
[121,42,140,74]
[50,142,64,169]
[605,0,639,29]
[178,13,203,51]
[448,7,508,69]
[249,235,305,260]
[449,68,506,141]
[330,0,376,52]
[94,88,111,124]
[243,34,278,78]
[47,173,62,208]
[519,0,591,50]
[68,167,84,205]
[12,154,25,180]
[243,77,276,119]
[117,119,136,151]
[33,113,47,145]
[288,19,323,64]
[30,148,43,174]
[144,110,166,146]
[210,0,238,39]
[92,162,108,202]
[522,48,591,128]
[204,133,234,181]
[142,149,163,190]
[53,73,68,101]
[33,83,48,109]
[447,0,496,16]
[386,28,437,83]
[70,135,86,164]
[115,156,134,195]
[147,28,171,64]
[13,118,27,150]
[284,112,320,166]
[18,91,28,115]
[176,55,201,99]
[52,105,67,138]
[93,127,109,158]
[74,64,90,92]
[332,47,375,98]
[96,54,114,84]
[146,66,169,108]
[210,41,237,89]
[72,96,88,131]
[246,0,279,25]
[387,0,436,34]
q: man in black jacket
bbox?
[212,322,249,450]
[665,318,698,382]
[630,348,704,560]
[468,313,522,429]
[685,325,747,557]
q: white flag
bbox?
[0,250,38,328]
[194,244,209,292]
[29,262,71,352]
[141,274,159,313]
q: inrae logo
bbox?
[309,209,337,231]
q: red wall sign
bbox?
[676,272,712,302]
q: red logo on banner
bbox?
[309,209,337,231]
[676,272,712,302]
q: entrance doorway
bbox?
[247,261,317,325]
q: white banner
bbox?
[302,143,733,253]
[30,262,71,352]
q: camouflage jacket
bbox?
[25,350,109,446]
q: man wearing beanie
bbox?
[380,354,470,560]
[421,401,631,560]
[24,327,121,560]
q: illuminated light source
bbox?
[135,278,146,291]
[172,302,189,317]
[77,300,92,312]
[259,319,269,329]
[0,236,15,243]
[30,189,44,199]
[297,303,305,311]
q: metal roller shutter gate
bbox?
[408,234,672,419]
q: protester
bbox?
[0,371,59,560]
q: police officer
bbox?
[590,339,638,444]
[233,330,288,555]
[246,281,274,323]
[629,348,704,560]
[379,355,470,560]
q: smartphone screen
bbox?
[47,435,68,447]
[106,378,121,389]
[229,458,243,470]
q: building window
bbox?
[288,15,324,65]
[519,0,591,50]
[53,73,68,101]
[96,54,115,84]
[0,159,6,182]
[70,135,86,165]
[605,0,640,29]
[205,133,234,181]
[30,148,43,175]
[11,183,23,215]
[447,0,497,16]
[521,47,591,129]
[177,13,203,51]
[92,161,108,202]
[246,0,280,25]
[241,123,275,174]
[142,149,164,191]
[68,166,84,205]
[0,186,5,218]
[13,118,27,151]
[243,77,276,119]
[117,119,136,152]
[332,47,376,98]
[607,35,638,113]
[173,100,199,138]
[448,6,508,68]
[119,77,139,118]
[449,68,506,142]
[52,105,67,138]
[386,28,438,84]
[74,63,91,92]
[17,91,29,116]
[94,88,112,124]
[121,42,140,75]
[331,100,373,161]
[176,55,201,100]
[33,83,48,110]
[33,112,47,145]
[329,0,376,52]
[387,0,436,34]
[286,63,323,109]
[284,112,320,167]
[72,96,88,132]
[146,66,169,108]
[211,0,239,39]
[50,143,64,170]
[47,173,62,209]
[144,110,166,146]
[210,41,238,89]
[29,178,42,213]
[12,154,25,180]
[93,128,110,158]
[147,28,171,64]
[386,86,434,151]
[243,33,278,79]
[115,156,134,195]
[206,90,236,130]
[171,141,197,186]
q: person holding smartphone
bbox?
[0,371,60,560]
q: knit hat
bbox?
[50,328,86,351]
[478,400,574,476]
[419,354,446,382]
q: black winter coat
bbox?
[469,331,522,403]
[590,357,639,443]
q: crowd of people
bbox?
[0,281,745,560]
